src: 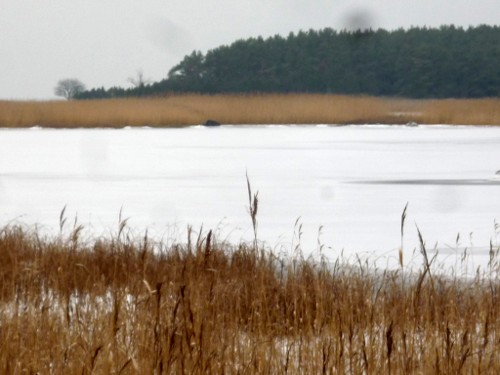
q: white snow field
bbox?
[1,124,500,272]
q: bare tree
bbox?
[54,78,86,100]
[127,70,151,88]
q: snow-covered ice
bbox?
[1,125,500,271]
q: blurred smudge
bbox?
[432,186,461,213]
[146,16,194,56]
[79,134,109,177]
[342,7,375,32]
[0,177,4,205]
[320,185,335,201]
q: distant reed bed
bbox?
[1,94,499,127]
[1,211,500,373]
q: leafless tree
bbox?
[54,78,86,100]
[127,70,151,88]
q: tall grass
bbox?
[1,94,499,127]
[422,98,500,125]
[1,215,500,373]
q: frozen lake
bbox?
[1,125,500,271]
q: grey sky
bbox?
[1,0,498,99]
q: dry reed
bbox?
[1,94,499,128]
[1,213,500,374]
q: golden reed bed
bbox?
[0,94,499,127]
[1,221,500,374]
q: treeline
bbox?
[77,25,500,99]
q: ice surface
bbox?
[1,125,500,272]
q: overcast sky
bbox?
[1,0,498,100]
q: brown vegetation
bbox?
[1,215,500,373]
[0,94,499,127]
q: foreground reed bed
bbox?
[1,94,499,128]
[1,217,499,374]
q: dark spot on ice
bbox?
[204,120,220,127]
[349,179,500,186]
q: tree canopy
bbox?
[55,78,86,100]
[76,25,500,99]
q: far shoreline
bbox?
[0,94,499,128]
